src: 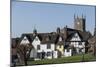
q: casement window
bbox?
[74,36,78,38]
[37,52,41,58]
[37,45,40,50]
[67,49,70,52]
[79,48,82,53]
[47,44,51,49]
[47,52,51,56]
[79,42,82,45]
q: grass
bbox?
[26,54,96,65]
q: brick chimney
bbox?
[63,25,67,40]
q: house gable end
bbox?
[32,36,41,47]
[70,33,82,41]
[20,36,30,45]
[59,36,63,42]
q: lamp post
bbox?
[82,48,84,62]
[81,45,85,62]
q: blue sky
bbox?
[11,1,96,38]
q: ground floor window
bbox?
[72,47,77,55]
[79,48,84,53]
[37,45,40,50]
[37,53,41,58]
[67,49,70,52]
[47,52,51,56]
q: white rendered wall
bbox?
[37,44,55,52]
[37,44,55,59]
[70,33,81,41]
[70,33,86,53]
[30,49,37,58]
[20,36,30,45]
[64,49,72,57]
[32,36,41,49]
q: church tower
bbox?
[74,14,86,32]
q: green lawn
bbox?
[26,54,96,65]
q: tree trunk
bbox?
[24,47,27,66]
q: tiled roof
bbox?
[18,28,91,45]
[65,28,91,41]
[20,33,34,43]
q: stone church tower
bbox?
[74,15,86,32]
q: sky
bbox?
[11,1,96,38]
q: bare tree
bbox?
[17,44,33,66]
